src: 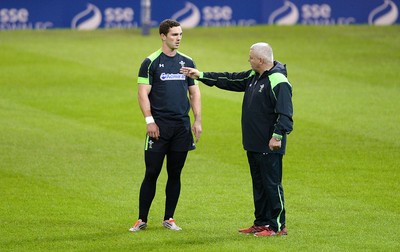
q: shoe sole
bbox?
[254,232,288,237]
[239,231,257,235]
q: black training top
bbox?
[198,61,293,154]
[138,49,197,126]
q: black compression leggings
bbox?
[139,150,188,222]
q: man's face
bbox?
[248,49,261,71]
[163,26,183,50]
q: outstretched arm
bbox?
[181,67,253,92]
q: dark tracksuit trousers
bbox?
[247,151,285,232]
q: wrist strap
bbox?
[145,116,154,124]
[272,133,282,141]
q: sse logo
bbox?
[105,8,133,22]
[0,8,28,23]
[202,5,256,26]
[105,7,138,28]
[172,3,255,28]
[0,8,52,30]
[203,6,232,22]
[72,4,137,30]
[301,4,355,24]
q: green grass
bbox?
[1,25,399,251]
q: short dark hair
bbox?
[159,19,180,35]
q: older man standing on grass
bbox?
[181,42,293,236]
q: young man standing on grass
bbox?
[181,42,293,236]
[129,19,202,232]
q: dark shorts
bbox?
[144,124,195,152]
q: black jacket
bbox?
[198,61,293,154]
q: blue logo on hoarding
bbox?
[71,3,102,30]
[1,0,400,30]
[369,0,399,25]
[269,0,299,25]
[0,7,53,30]
[171,2,200,28]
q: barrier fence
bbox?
[0,0,398,31]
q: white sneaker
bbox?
[129,219,147,232]
[162,218,182,230]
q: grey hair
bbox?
[250,42,274,64]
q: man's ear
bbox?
[160,33,166,41]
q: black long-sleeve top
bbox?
[198,61,293,154]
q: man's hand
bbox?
[269,137,281,151]
[147,123,160,140]
[180,67,200,79]
[192,120,202,143]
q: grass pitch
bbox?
[0,25,399,251]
